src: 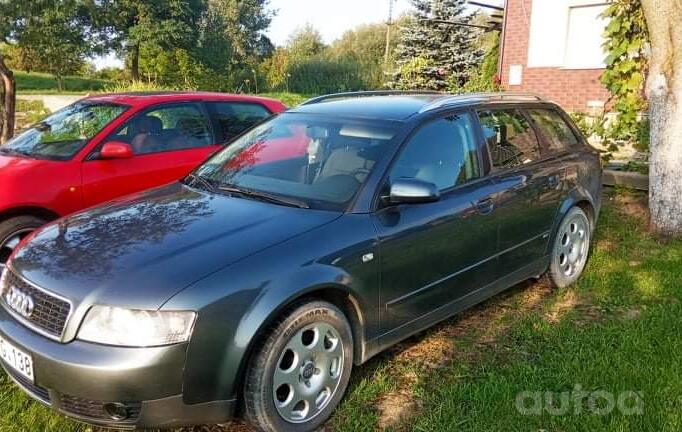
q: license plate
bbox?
[0,336,33,383]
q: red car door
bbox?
[81,102,217,208]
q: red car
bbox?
[0,92,286,270]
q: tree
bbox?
[207,0,273,64]
[104,0,206,81]
[390,0,483,90]
[0,2,17,143]
[640,0,682,235]
[17,5,90,91]
[287,24,326,60]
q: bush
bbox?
[285,58,368,94]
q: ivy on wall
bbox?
[600,0,650,153]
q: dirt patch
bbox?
[374,280,559,429]
[545,290,579,324]
[614,192,649,223]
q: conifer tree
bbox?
[390,0,483,90]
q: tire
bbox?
[0,215,46,271]
[545,207,592,288]
[244,300,353,432]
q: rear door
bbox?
[477,108,563,277]
[372,111,498,333]
[81,102,215,207]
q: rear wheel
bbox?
[244,300,353,432]
[0,216,46,272]
[546,207,592,288]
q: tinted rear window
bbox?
[208,102,271,143]
[527,109,579,153]
[478,109,541,169]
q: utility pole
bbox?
[384,0,396,64]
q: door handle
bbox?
[475,198,495,215]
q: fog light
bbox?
[103,402,129,421]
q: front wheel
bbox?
[244,300,353,432]
[0,216,46,272]
[546,207,592,288]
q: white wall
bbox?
[527,0,608,69]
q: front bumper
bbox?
[0,307,235,429]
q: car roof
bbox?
[81,91,285,109]
[289,92,551,121]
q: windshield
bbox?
[193,113,400,211]
[0,102,128,160]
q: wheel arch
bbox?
[0,206,60,224]
[548,187,598,255]
[230,282,369,408]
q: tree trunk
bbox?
[56,75,64,92]
[0,54,16,144]
[641,0,682,236]
[130,44,140,81]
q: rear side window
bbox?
[389,112,480,192]
[478,110,540,169]
[208,102,271,144]
[527,109,579,153]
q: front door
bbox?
[81,103,218,208]
[372,111,498,333]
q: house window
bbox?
[526,0,608,70]
[564,4,608,69]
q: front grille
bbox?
[2,361,50,404]
[2,270,71,338]
[59,394,141,422]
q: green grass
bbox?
[15,71,111,94]
[258,92,313,107]
[1,190,679,431]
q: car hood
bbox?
[10,182,341,310]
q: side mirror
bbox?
[100,141,134,160]
[385,179,440,205]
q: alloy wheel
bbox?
[554,212,590,279]
[272,322,345,424]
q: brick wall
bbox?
[499,0,610,112]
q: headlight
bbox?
[78,306,196,347]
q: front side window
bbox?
[527,108,579,153]
[389,112,480,192]
[208,102,272,143]
[194,113,400,211]
[0,102,127,161]
[478,109,540,169]
[104,104,212,155]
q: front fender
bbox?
[163,214,379,404]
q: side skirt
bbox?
[361,256,550,363]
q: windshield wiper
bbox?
[219,185,310,209]
[184,173,217,192]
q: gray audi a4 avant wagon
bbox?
[0,92,601,431]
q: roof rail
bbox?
[419,92,546,113]
[300,90,444,106]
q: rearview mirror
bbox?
[100,141,134,160]
[385,179,440,205]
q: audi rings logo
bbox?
[5,286,34,318]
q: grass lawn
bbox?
[15,71,112,94]
[0,189,679,431]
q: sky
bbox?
[267,0,413,46]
